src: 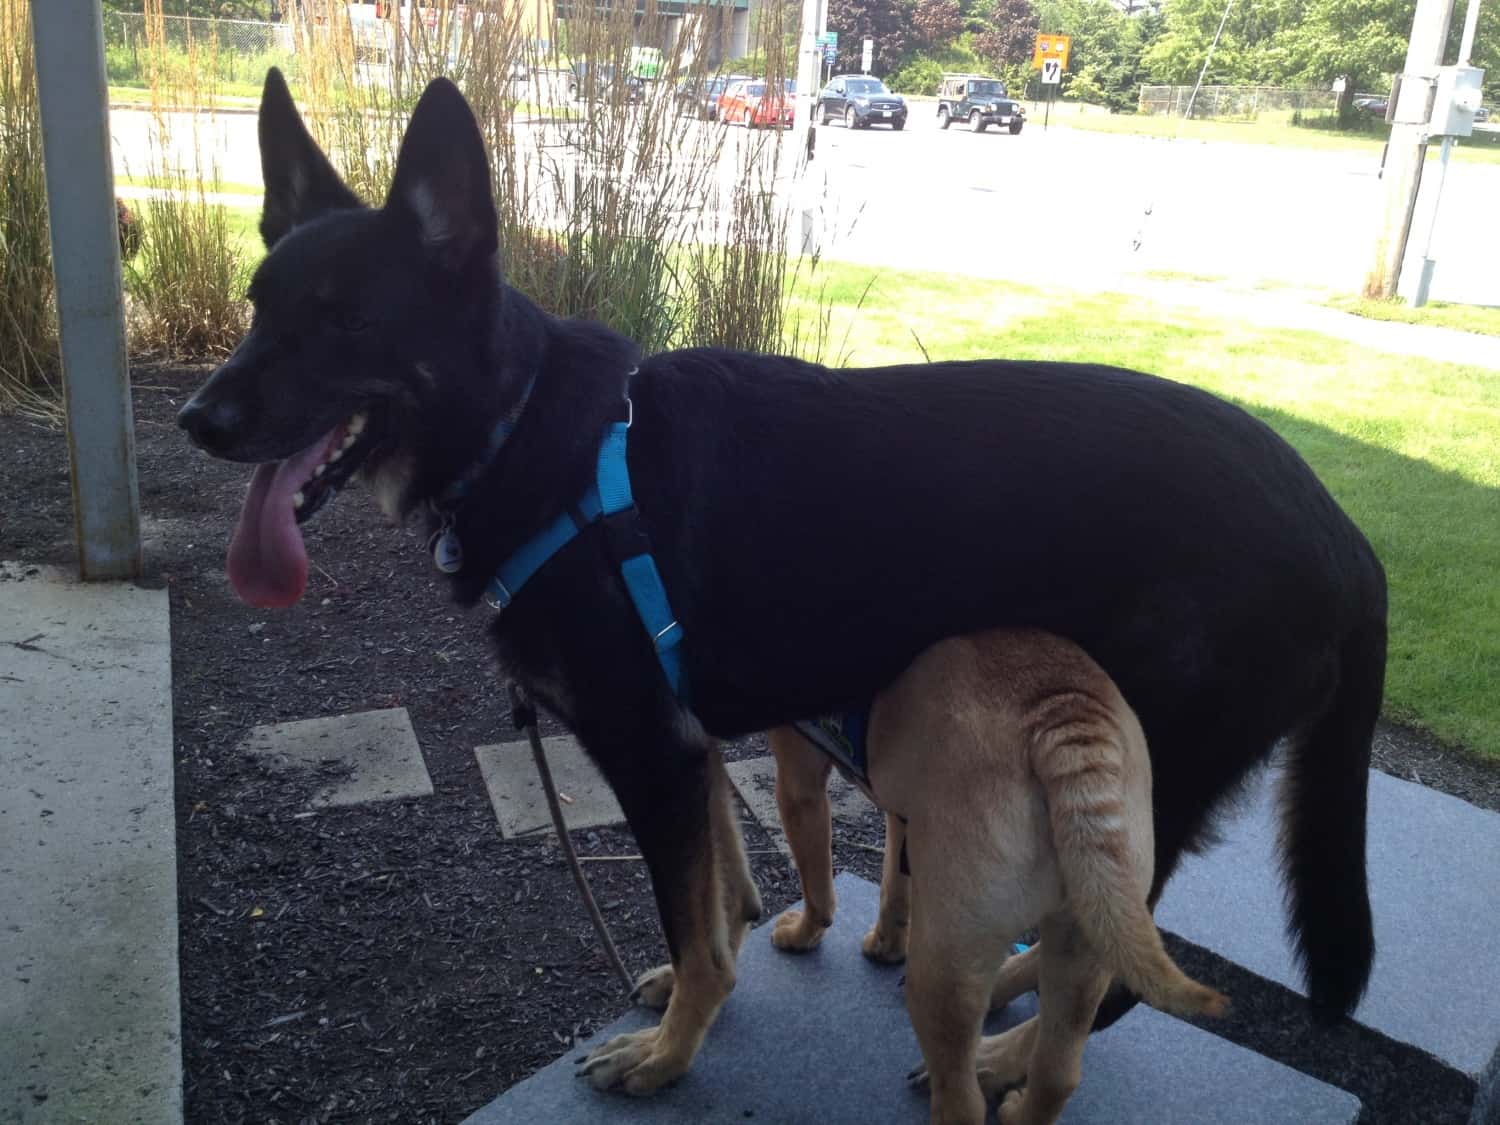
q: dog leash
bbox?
[508,681,636,995]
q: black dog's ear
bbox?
[385,78,498,273]
[257,67,362,248]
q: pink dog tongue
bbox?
[226,430,338,608]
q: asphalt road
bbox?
[109,103,1500,306]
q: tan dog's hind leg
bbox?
[904,871,995,1125]
[768,726,837,951]
[997,915,1112,1125]
[862,811,911,963]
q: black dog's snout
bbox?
[177,395,243,456]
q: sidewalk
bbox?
[1119,276,1500,372]
[0,562,180,1124]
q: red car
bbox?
[718,79,797,129]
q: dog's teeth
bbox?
[342,432,358,450]
[348,412,367,436]
[293,490,305,509]
[313,463,326,478]
[329,446,343,462]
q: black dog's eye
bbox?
[338,309,370,333]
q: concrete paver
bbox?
[0,562,181,1124]
[1155,767,1500,1113]
[238,707,432,808]
[476,735,624,837]
[724,755,870,857]
[465,873,1361,1124]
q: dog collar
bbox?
[437,376,536,507]
[427,377,535,573]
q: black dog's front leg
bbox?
[577,736,761,1094]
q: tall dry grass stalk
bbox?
[123,0,251,357]
[0,0,61,418]
[287,0,821,358]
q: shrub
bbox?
[888,56,945,94]
[121,0,253,357]
[0,0,60,416]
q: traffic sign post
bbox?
[861,37,872,74]
[1033,32,1068,132]
[817,31,838,84]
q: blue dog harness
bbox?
[794,709,873,795]
[478,396,686,700]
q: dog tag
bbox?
[432,526,464,574]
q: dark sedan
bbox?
[816,74,907,130]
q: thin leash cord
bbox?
[509,682,636,995]
[1131,0,1237,253]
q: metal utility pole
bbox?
[1363,0,1456,299]
[795,0,827,159]
[31,0,142,581]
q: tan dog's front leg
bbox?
[989,942,1040,1009]
[769,726,837,951]
[862,811,911,963]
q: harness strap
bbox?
[485,415,686,699]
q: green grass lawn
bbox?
[117,173,264,197]
[1052,105,1500,165]
[797,263,1500,760]
[1328,294,1500,339]
[108,84,263,108]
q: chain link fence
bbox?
[106,12,295,57]
[1138,85,1338,121]
[104,12,297,90]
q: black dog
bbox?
[179,70,1386,1094]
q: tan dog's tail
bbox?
[1030,698,1229,1020]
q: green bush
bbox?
[887,56,945,95]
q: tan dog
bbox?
[769,629,1228,1125]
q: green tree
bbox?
[828,0,917,74]
[974,0,1040,67]
[1029,0,1160,110]
[1273,0,1409,113]
[913,0,965,48]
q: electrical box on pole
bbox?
[1429,65,1484,136]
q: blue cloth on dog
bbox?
[484,402,685,700]
[793,708,873,792]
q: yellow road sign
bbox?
[1032,33,1071,70]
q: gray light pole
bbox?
[30,0,141,581]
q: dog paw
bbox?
[861,923,908,964]
[771,909,829,952]
[973,1027,1031,1100]
[630,964,675,1011]
[997,1087,1030,1125]
[576,1026,685,1095]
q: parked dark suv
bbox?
[937,74,1024,134]
[817,75,908,130]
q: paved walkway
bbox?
[466,874,1362,1124]
[0,563,179,1125]
[1119,276,1500,371]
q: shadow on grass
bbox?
[1216,396,1499,760]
